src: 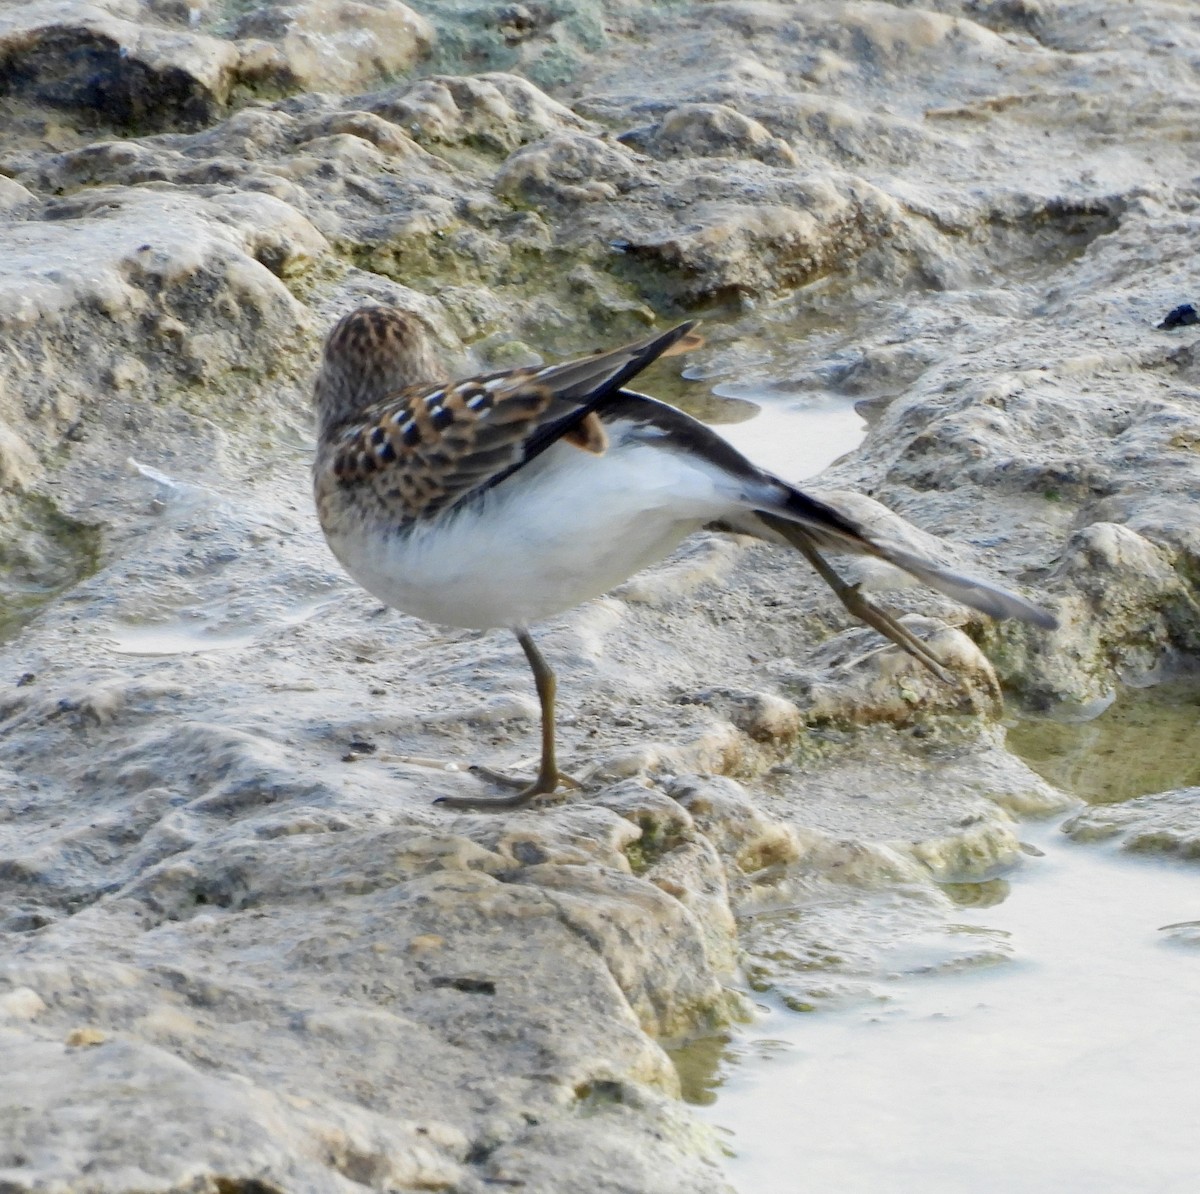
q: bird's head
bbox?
[313,306,449,435]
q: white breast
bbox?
[326,432,741,630]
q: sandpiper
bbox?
[313,307,1056,810]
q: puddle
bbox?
[641,359,867,484]
[1007,681,1200,804]
[689,828,1200,1194]
[689,682,1200,1194]
[105,595,338,657]
[105,621,261,657]
[711,388,865,484]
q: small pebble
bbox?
[65,1026,107,1047]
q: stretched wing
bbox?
[328,322,701,524]
[605,389,1058,630]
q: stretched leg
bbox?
[791,534,955,685]
[435,629,569,811]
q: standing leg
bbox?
[435,628,566,811]
[516,628,561,796]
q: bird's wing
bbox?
[327,322,701,524]
[751,490,1058,629]
[606,389,1058,630]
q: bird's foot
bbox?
[467,764,582,792]
[838,583,955,685]
[433,764,580,811]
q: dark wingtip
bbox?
[606,319,703,390]
[660,325,705,357]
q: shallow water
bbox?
[638,309,868,484]
[684,682,1200,1193]
[714,390,865,484]
[689,826,1200,1194]
[1007,681,1200,804]
[661,336,1200,1192]
[105,595,337,656]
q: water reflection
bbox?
[1007,681,1200,804]
[633,343,867,484]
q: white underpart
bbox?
[329,427,744,630]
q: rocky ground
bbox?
[2,1,1200,1190]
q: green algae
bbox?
[0,494,102,643]
[420,0,606,88]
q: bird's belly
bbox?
[323,440,734,630]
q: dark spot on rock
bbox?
[511,839,547,865]
[573,1079,627,1106]
[432,975,496,995]
[214,1179,286,1194]
[0,27,230,133]
[1159,303,1199,329]
[341,735,378,761]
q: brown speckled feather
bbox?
[319,316,700,526]
[329,372,556,522]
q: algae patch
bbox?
[0,494,101,642]
[666,1033,731,1108]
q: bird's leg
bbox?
[793,537,955,685]
[436,629,576,811]
[465,630,563,793]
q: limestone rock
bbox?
[0,187,323,434]
[0,1,242,131]
[496,133,643,207]
[369,72,592,154]
[1063,788,1200,858]
[613,179,898,302]
[624,102,799,168]
[234,0,435,93]
[0,177,36,216]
